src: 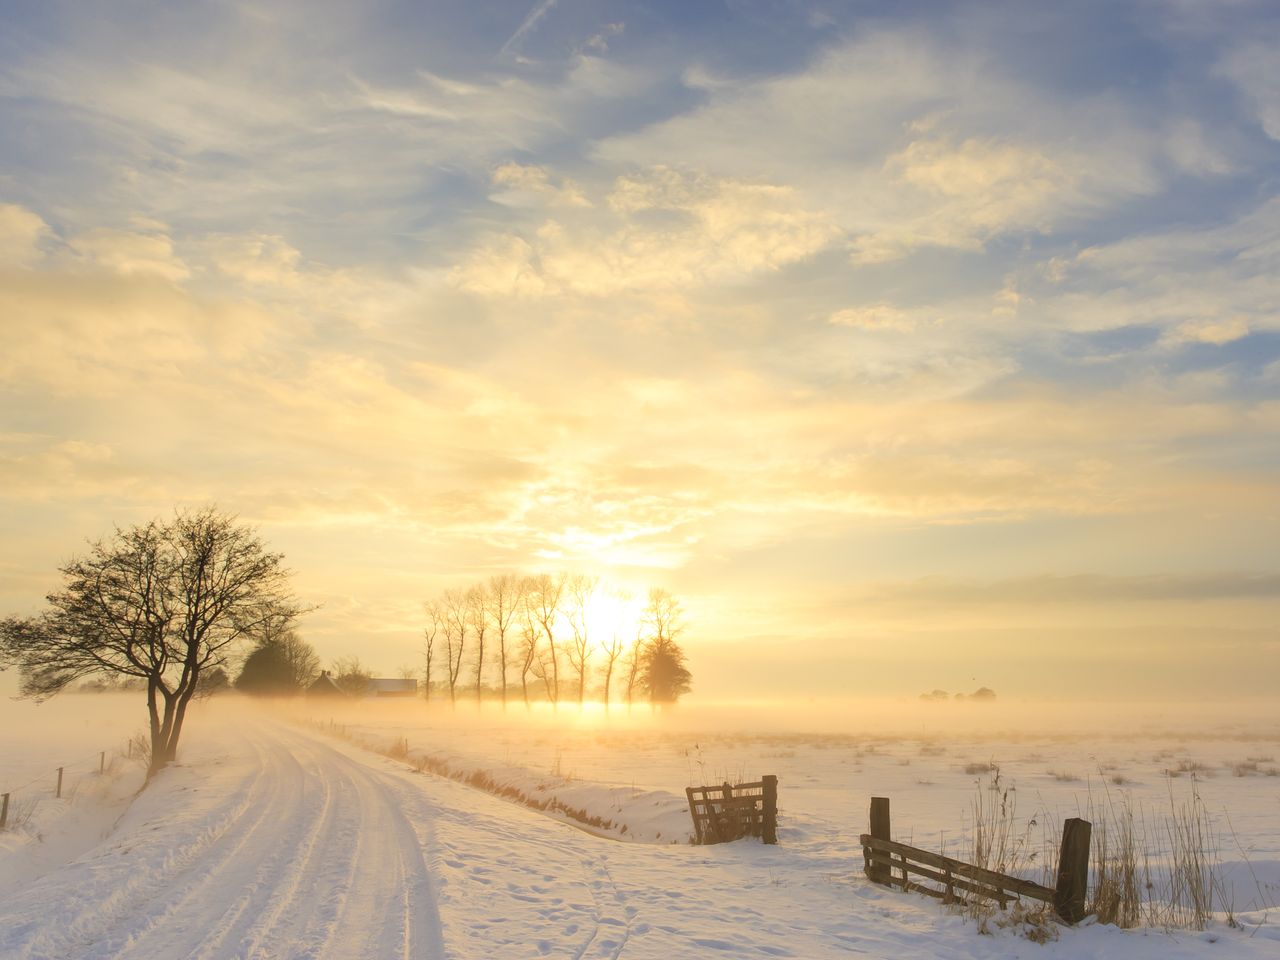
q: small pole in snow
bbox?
[100,751,106,774]
[1,793,9,829]
[55,766,64,799]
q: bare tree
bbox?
[516,584,540,708]
[466,584,489,702]
[598,590,629,709]
[422,599,443,703]
[0,508,304,775]
[564,573,598,706]
[621,626,646,709]
[527,572,565,705]
[442,588,468,705]
[487,573,521,708]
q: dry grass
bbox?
[951,768,1235,933]
[977,901,1059,943]
[128,732,152,769]
[0,794,38,832]
[1085,777,1231,931]
[1164,759,1213,779]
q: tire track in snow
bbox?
[0,717,445,960]
[91,730,325,960]
[37,728,289,959]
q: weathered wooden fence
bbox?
[686,776,778,845]
[860,796,1092,924]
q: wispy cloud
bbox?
[500,0,559,56]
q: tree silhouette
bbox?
[638,589,692,703]
[0,508,304,774]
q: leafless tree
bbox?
[527,572,565,705]
[442,588,468,705]
[564,573,598,706]
[516,586,540,708]
[486,573,521,708]
[598,590,628,708]
[621,626,646,709]
[422,599,443,702]
[466,584,489,702]
[0,508,304,775]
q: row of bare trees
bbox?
[422,574,690,707]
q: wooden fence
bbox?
[860,796,1092,924]
[686,776,778,845]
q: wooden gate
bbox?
[686,776,778,844]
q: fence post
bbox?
[100,751,106,774]
[761,775,778,844]
[1054,817,1091,924]
[56,766,64,799]
[1,793,8,830]
[685,787,702,844]
[867,796,891,883]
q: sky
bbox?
[1,0,1277,701]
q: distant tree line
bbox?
[1,506,698,785]
[422,575,692,708]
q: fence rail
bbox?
[860,796,1091,924]
[860,834,1056,907]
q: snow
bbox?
[1,694,1277,959]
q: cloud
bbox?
[206,234,304,287]
[500,0,559,56]
[886,135,1067,234]
[490,162,590,208]
[596,26,1236,265]
[453,166,839,297]
[827,304,916,331]
[1165,316,1251,346]
[1025,197,1280,350]
[69,227,190,281]
[0,203,50,266]
[1218,35,1280,139]
[858,572,1280,606]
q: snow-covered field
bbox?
[1,693,1277,959]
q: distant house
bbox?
[307,670,345,697]
[366,678,418,698]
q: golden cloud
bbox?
[0,203,49,267]
[452,167,840,298]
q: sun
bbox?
[583,586,640,646]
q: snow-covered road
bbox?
[2,704,1277,959]
[0,717,445,959]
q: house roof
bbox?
[306,671,345,696]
